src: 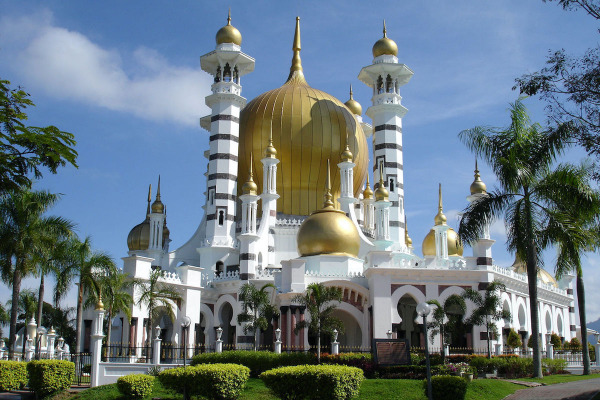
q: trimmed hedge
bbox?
[423,375,468,400]
[377,365,447,380]
[116,374,154,399]
[543,358,568,374]
[322,353,375,378]
[27,360,75,398]
[190,351,315,378]
[0,361,28,391]
[260,364,364,400]
[158,363,250,400]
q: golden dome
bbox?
[151,176,164,214]
[341,143,353,163]
[470,160,487,195]
[95,295,104,311]
[374,165,389,201]
[297,161,360,257]
[372,20,398,58]
[216,10,242,46]
[238,17,368,216]
[363,175,373,199]
[242,153,258,195]
[345,85,362,116]
[265,133,277,159]
[127,185,151,251]
[422,227,463,257]
[512,256,558,287]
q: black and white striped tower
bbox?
[200,11,255,247]
[358,21,413,250]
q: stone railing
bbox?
[305,270,366,279]
[158,270,181,284]
[212,270,240,282]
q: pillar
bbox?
[90,304,105,388]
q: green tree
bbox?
[41,302,76,348]
[550,332,563,349]
[506,329,523,351]
[236,283,278,351]
[0,79,77,193]
[426,294,467,360]
[0,188,74,358]
[136,269,182,343]
[55,236,116,353]
[457,99,596,377]
[293,283,343,363]
[462,281,510,359]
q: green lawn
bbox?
[514,373,600,385]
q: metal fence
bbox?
[101,343,152,363]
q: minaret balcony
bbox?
[211,81,241,95]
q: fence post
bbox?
[152,326,162,365]
[216,327,223,353]
[25,338,33,361]
[274,328,282,354]
[547,343,554,360]
[494,344,501,356]
[331,329,339,356]
[46,327,57,359]
[90,298,106,388]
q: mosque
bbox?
[82,14,575,354]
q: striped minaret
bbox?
[358,21,413,249]
[200,11,255,246]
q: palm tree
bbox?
[0,188,73,358]
[462,281,510,359]
[293,283,343,363]
[457,98,594,377]
[237,283,278,351]
[85,268,136,345]
[55,236,116,353]
[549,163,600,375]
[0,302,8,337]
[427,294,466,360]
[136,268,182,343]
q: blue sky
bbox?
[1,1,599,322]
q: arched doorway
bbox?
[219,302,235,346]
[396,294,422,347]
[331,309,362,350]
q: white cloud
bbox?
[0,11,211,127]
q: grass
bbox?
[514,373,600,385]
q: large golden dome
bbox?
[422,184,463,257]
[216,10,242,46]
[297,161,360,257]
[238,17,368,216]
[128,185,151,251]
[372,20,398,58]
[512,256,558,287]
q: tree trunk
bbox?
[577,270,590,375]
[37,273,44,329]
[8,266,22,359]
[487,318,492,359]
[441,325,446,360]
[525,196,543,378]
[75,280,84,353]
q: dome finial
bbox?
[470,159,487,195]
[322,159,335,209]
[383,19,387,38]
[372,20,398,58]
[375,161,389,201]
[265,127,277,158]
[434,183,447,225]
[405,216,413,248]
[341,131,353,162]
[363,174,373,199]
[146,184,152,218]
[151,176,165,214]
[242,152,258,195]
[287,17,307,84]
[345,83,363,115]
[227,7,231,25]
[156,175,161,201]
[349,84,354,99]
[216,8,242,45]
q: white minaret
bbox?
[239,153,260,280]
[466,161,495,268]
[373,164,392,250]
[200,11,255,247]
[433,183,450,260]
[337,138,356,213]
[148,176,166,264]
[358,21,413,249]
[362,176,375,234]
[260,134,280,267]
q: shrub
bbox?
[117,374,154,399]
[190,350,315,378]
[566,337,582,351]
[542,358,568,375]
[260,364,363,400]
[550,333,562,349]
[159,363,250,400]
[497,357,532,378]
[423,375,468,400]
[445,354,473,364]
[589,342,596,362]
[506,329,522,350]
[469,356,494,374]
[0,361,28,391]
[27,360,75,398]
[322,353,375,378]
[375,365,446,380]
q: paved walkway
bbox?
[505,378,600,400]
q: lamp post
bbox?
[417,302,432,400]
[181,316,191,367]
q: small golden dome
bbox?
[265,133,277,159]
[363,175,374,199]
[374,165,389,201]
[372,20,398,58]
[127,185,151,251]
[95,294,104,311]
[512,256,558,287]
[422,227,464,257]
[470,160,487,195]
[434,183,447,225]
[242,153,258,195]
[341,143,353,163]
[345,85,362,116]
[297,161,360,258]
[151,176,164,214]
[216,9,242,46]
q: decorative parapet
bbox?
[255,268,276,280]
[212,270,240,282]
[305,270,366,279]
[199,238,238,249]
[158,270,182,284]
[275,216,306,227]
[490,264,568,296]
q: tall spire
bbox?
[349,84,354,99]
[341,130,353,162]
[383,19,387,38]
[242,152,258,195]
[470,159,487,195]
[434,183,447,225]
[265,127,277,158]
[227,7,231,25]
[145,184,152,218]
[156,175,162,201]
[323,159,335,209]
[374,161,389,201]
[151,176,165,214]
[287,16,307,84]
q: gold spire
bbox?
[151,176,165,214]
[322,159,335,209]
[434,183,447,225]
[265,128,277,158]
[145,184,152,219]
[227,7,231,25]
[383,19,387,38]
[95,293,104,311]
[363,174,374,199]
[372,19,398,58]
[242,152,258,195]
[375,162,389,201]
[216,8,242,45]
[345,84,363,116]
[405,216,413,247]
[286,17,307,84]
[470,159,487,195]
[341,131,353,162]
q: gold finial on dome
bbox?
[323,159,335,209]
[287,17,307,84]
[95,293,104,311]
[372,19,399,58]
[216,8,242,46]
[146,184,152,218]
[340,131,354,162]
[265,128,277,158]
[405,216,413,248]
[375,162,389,201]
[363,175,374,199]
[434,183,447,225]
[470,159,487,195]
[242,152,258,195]
[345,84,363,116]
[151,176,165,214]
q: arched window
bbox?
[389,179,395,192]
[386,75,393,93]
[233,66,239,84]
[216,261,224,276]
[223,63,232,82]
[218,210,224,226]
[376,76,384,94]
[215,66,221,83]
